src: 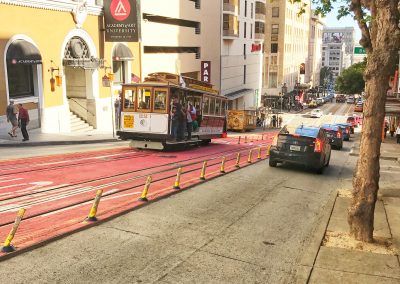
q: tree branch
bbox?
[350,0,372,50]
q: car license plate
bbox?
[290,145,301,151]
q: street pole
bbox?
[110,82,115,138]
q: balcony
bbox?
[255,13,265,22]
[255,32,265,40]
[223,14,239,38]
[223,0,239,15]
[255,1,266,22]
[223,29,239,38]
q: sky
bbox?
[320,3,362,43]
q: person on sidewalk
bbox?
[396,124,400,144]
[18,103,30,141]
[6,99,18,137]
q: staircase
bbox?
[69,111,94,133]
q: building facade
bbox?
[0,0,141,135]
[262,0,311,97]
[221,0,265,110]
[306,11,324,87]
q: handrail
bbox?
[68,98,96,118]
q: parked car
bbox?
[316,98,324,106]
[321,124,344,150]
[334,123,352,141]
[354,103,363,112]
[310,109,323,118]
[308,100,317,108]
[269,125,332,174]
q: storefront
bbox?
[0,1,140,134]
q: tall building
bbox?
[262,0,311,97]
[306,11,324,87]
[141,0,221,88]
[221,0,265,110]
[321,27,355,80]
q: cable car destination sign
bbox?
[104,0,141,42]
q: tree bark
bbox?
[348,0,400,243]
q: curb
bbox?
[292,189,338,283]
[0,139,120,147]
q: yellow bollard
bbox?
[257,147,262,159]
[86,190,103,222]
[235,152,241,168]
[200,161,207,180]
[238,136,241,144]
[139,176,152,202]
[244,136,247,143]
[173,168,182,190]
[248,149,253,163]
[1,208,26,253]
[220,156,226,174]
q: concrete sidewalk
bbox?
[296,139,400,283]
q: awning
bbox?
[113,43,134,61]
[6,40,42,65]
[224,88,254,100]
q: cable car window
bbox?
[123,89,135,110]
[153,88,168,113]
[209,97,216,115]
[203,96,210,115]
[221,100,227,116]
[137,88,151,111]
[215,99,221,116]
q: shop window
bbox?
[113,61,125,84]
[123,89,136,110]
[153,88,168,113]
[7,64,34,98]
[137,88,152,111]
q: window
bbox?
[251,3,253,18]
[209,97,216,115]
[268,72,277,88]
[271,24,279,41]
[244,44,246,59]
[245,0,247,17]
[250,23,253,39]
[215,99,221,116]
[255,22,264,34]
[137,88,151,111]
[221,100,227,116]
[203,96,210,115]
[112,61,125,84]
[153,88,168,112]
[244,65,247,84]
[271,43,278,53]
[123,89,135,110]
[272,7,279,17]
[7,64,35,98]
[244,22,247,38]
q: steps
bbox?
[69,111,94,133]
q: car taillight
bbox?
[345,128,349,134]
[271,135,278,146]
[314,138,322,152]
[337,131,342,138]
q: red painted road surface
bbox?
[0,133,276,257]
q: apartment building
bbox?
[141,0,221,88]
[306,11,324,87]
[222,0,265,110]
[263,0,311,97]
[321,27,355,79]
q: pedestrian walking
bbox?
[396,124,400,144]
[390,120,396,137]
[6,99,18,137]
[272,115,277,128]
[18,103,30,141]
[384,121,389,138]
[278,116,283,128]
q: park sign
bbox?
[104,0,141,42]
[354,47,366,54]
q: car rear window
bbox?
[280,125,319,138]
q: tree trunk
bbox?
[348,0,400,243]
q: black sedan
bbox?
[321,124,344,150]
[269,125,332,174]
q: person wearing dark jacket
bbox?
[18,104,30,141]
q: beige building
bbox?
[306,11,324,87]
[141,0,221,88]
[263,0,311,96]
[222,0,265,110]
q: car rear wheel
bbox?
[269,159,277,167]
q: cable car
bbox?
[116,73,228,150]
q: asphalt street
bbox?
[0,133,355,283]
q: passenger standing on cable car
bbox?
[186,103,196,140]
[171,96,185,141]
